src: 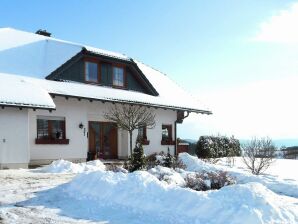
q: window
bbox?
[36,116,69,144]
[138,126,149,145]
[85,61,98,82]
[113,66,124,87]
[161,125,174,145]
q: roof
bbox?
[0,28,211,114]
[0,73,55,109]
[0,28,129,78]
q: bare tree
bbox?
[241,137,276,175]
[103,104,156,156]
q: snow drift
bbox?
[179,153,298,198]
[66,170,297,224]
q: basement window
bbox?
[36,116,69,144]
[85,61,98,82]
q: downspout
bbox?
[175,111,190,156]
[174,120,177,156]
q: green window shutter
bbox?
[101,63,112,86]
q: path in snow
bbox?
[0,170,100,224]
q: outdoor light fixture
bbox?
[79,123,84,129]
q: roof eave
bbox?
[49,93,211,114]
[0,103,56,111]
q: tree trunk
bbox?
[129,130,133,156]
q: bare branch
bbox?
[241,137,276,175]
[103,104,156,155]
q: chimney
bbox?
[35,29,51,37]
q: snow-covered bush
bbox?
[148,166,186,186]
[105,164,128,173]
[146,151,186,170]
[148,162,235,191]
[196,135,241,162]
[185,171,235,191]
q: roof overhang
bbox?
[0,103,55,111]
[50,93,212,115]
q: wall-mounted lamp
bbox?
[79,123,84,129]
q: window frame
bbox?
[161,124,175,145]
[112,64,126,88]
[84,58,100,83]
[35,116,69,144]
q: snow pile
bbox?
[37,159,105,173]
[178,152,217,172]
[65,170,298,224]
[179,153,298,198]
[148,166,186,186]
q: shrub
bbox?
[106,164,128,173]
[242,137,276,175]
[146,152,162,169]
[126,141,146,172]
[185,171,235,191]
[185,173,210,191]
[196,135,241,161]
[145,151,186,170]
[163,148,174,168]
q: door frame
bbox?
[88,121,118,160]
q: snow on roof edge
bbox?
[133,59,212,113]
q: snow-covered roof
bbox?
[0,28,129,78]
[0,28,211,113]
[134,61,210,113]
[0,72,209,112]
[0,73,55,109]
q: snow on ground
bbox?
[179,153,298,198]
[65,170,297,224]
[35,159,106,173]
[0,155,297,224]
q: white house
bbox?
[0,28,211,169]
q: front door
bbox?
[88,121,118,160]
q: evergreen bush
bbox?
[196,135,241,160]
[128,141,146,172]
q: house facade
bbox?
[0,28,211,169]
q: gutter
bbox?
[0,103,55,111]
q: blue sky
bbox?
[1,0,298,140]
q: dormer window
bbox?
[85,61,98,82]
[113,66,124,87]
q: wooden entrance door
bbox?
[88,122,118,160]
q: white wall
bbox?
[131,109,177,156]
[0,108,29,168]
[29,97,130,162]
[29,96,177,163]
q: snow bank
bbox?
[179,153,298,198]
[37,159,105,173]
[178,152,217,172]
[65,170,298,224]
[148,166,186,186]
